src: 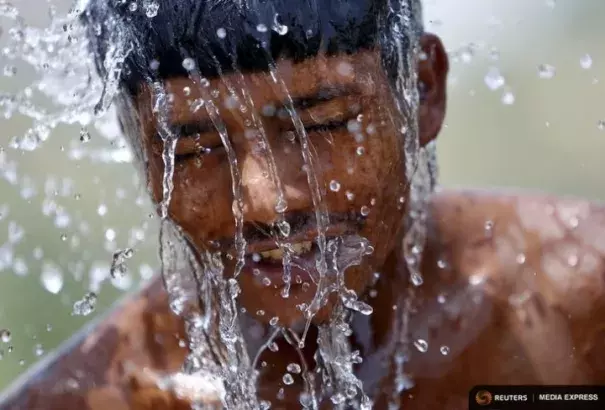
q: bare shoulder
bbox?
[392,190,605,410]
[0,280,188,410]
[422,189,605,388]
[429,188,605,317]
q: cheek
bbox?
[148,156,235,241]
[332,131,404,201]
[147,157,164,205]
[344,128,406,254]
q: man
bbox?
[1,0,605,409]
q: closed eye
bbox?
[281,95,361,134]
[153,121,224,162]
[304,119,349,133]
[153,132,223,162]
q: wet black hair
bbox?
[81,0,393,96]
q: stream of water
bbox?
[0,0,433,408]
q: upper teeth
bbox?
[256,241,313,261]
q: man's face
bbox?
[133,49,412,326]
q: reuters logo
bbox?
[475,390,493,406]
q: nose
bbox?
[240,145,311,225]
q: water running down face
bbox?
[135,43,447,327]
[85,0,448,328]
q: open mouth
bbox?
[217,211,366,283]
[253,240,314,263]
[243,236,340,288]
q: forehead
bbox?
[136,49,388,125]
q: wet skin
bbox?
[6,31,605,410]
[3,192,605,410]
[0,28,605,410]
[134,34,448,327]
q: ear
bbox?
[418,33,449,147]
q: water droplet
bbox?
[440,345,450,355]
[41,264,64,294]
[360,206,370,216]
[3,65,17,77]
[276,220,290,237]
[459,46,474,63]
[484,220,494,236]
[580,54,593,69]
[72,292,97,316]
[0,329,11,343]
[538,64,556,79]
[143,0,159,18]
[272,14,289,35]
[216,27,227,39]
[256,23,268,33]
[79,128,91,142]
[274,198,288,213]
[287,363,301,374]
[501,90,515,105]
[414,339,428,353]
[597,120,605,131]
[182,58,195,71]
[356,146,365,156]
[110,248,134,278]
[60,233,67,241]
[128,2,138,12]
[269,316,279,326]
[199,78,210,88]
[282,373,294,385]
[469,274,485,286]
[345,190,355,201]
[329,180,341,192]
[516,253,526,264]
[410,272,423,286]
[299,392,313,407]
[34,343,44,357]
[228,278,240,298]
[331,393,346,404]
[484,67,505,90]
[347,300,373,315]
[488,47,500,61]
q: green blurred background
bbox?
[0,0,604,390]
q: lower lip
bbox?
[242,248,318,284]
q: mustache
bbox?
[218,210,366,251]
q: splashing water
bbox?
[381,1,435,407]
[71,291,97,316]
[0,0,433,407]
[265,64,332,334]
[109,247,133,278]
